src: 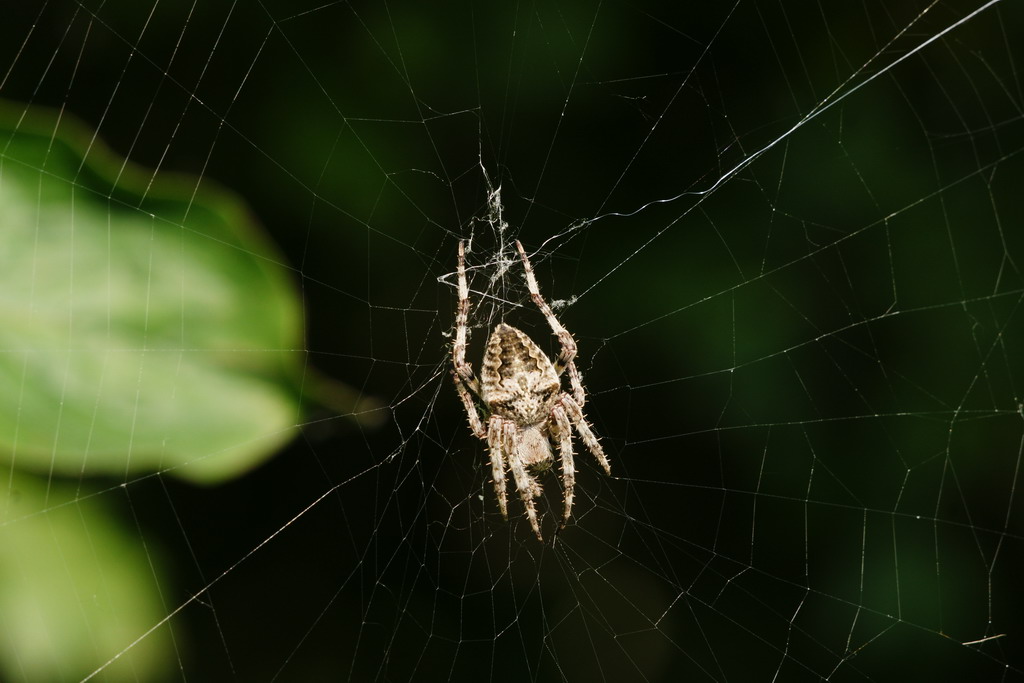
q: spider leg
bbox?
[453,241,481,393]
[456,379,486,438]
[515,240,586,406]
[487,417,509,518]
[551,405,576,525]
[561,395,611,476]
[564,363,586,409]
[453,241,486,438]
[504,421,544,541]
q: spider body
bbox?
[453,240,611,540]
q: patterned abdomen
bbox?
[480,324,559,425]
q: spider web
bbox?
[1,1,1023,681]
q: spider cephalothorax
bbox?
[452,240,611,540]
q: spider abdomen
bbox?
[480,324,560,424]
[519,427,554,471]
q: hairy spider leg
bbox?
[562,395,611,476]
[486,416,509,518]
[454,241,479,390]
[551,404,576,523]
[453,242,486,438]
[515,241,587,407]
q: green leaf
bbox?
[0,469,173,681]
[0,100,304,483]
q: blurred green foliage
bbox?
[0,101,305,482]
[0,469,171,680]
[0,100,307,679]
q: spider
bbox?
[453,240,611,540]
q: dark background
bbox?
[2,1,1023,681]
